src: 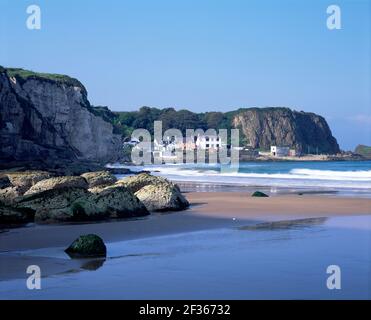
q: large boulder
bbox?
[17,183,149,223]
[86,185,149,218]
[65,234,107,258]
[24,176,88,196]
[81,171,117,188]
[16,188,96,223]
[117,173,173,194]
[5,171,53,193]
[135,183,189,212]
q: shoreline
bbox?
[1,193,370,252]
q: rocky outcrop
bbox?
[17,188,91,223]
[117,173,172,194]
[81,171,117,188]
[0,186,24,205]
[119,173,189,212]
[232,108,340,154]
[83,185,149,219]
[65,234,107,258]
[354,145,371,159]
[1,171,187,225]
[135,183,189,212]
[24,176,88,196]
[5,171,52,193]
[0,67,122,165]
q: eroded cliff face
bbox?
[0,67,122,164]
[232,108,340,154]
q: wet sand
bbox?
[1,193,370,253]
[0,193,370,284]
[186,192,371,219]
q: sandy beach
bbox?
[1,193,370,252]
[1,192,371,298]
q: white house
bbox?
[124,138,140,147]
[196,135,223,150]
[271,146,290,157]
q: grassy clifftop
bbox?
[2,67,85,90]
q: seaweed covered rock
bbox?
[135,183,189,212]
[65,234,107,258]
[81,171,117,188]
[252,191,269,198]
[86,185,149,218]
[117,173,172,194]
[17,188,93,223]
[24,176,88,196]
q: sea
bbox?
[112,160,371,197]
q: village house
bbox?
[270,146,290,157]
[196,135,223,150]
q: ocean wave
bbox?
[109,164,371,189]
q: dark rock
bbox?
[0,204,34,225]
[65,234,107,258]
[81,171,117,188]
[252,191,269,198]
[0,175,11,189]
[106,167,133,175]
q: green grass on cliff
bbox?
[5,67,84,88]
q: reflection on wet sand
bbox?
[238,217,328,231]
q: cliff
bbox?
[232,108,340,154]
[113,107,340,154]
[0,67,122,166]
[354,145,371,159]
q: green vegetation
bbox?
[93,106,295,142]
[109,106,242,141]
[5,67,84,89]
[355,145,371,158]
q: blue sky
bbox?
[1,0,370,150]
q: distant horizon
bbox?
[1,0,370,150]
